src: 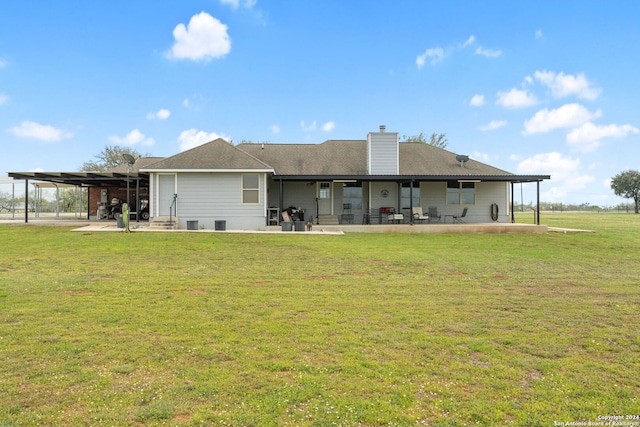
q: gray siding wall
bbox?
[367,132,399,175]
[420,181,509,223]
[279,181,317,221]
[175,172,267,230]
[263,179,511,225]
[369,182,400,223]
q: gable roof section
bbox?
[142,138,273,172]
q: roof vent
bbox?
[455,154,469,167]
[379,125,386,132]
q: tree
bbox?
[402,132,448,148]
[610,170,640,213]
[80,145,148,171]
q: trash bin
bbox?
[281,222,293,231]
[116,216,124,228]
[294,221,305,232]
[187,220,198,230]
[215,220,226,231]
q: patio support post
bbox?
[536,181,541,225]
[278,178,284,224]
[409,178,414,224]
[510,182,515,223]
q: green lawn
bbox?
[1,213,639,426]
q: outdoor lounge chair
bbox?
[452,207,468,223]
[428,206,441,223]
[412,207,429,223]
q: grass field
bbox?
[1,213,639,426]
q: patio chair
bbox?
[387,212,404,224]
[428,206,441,223]
[412,207,429,224]
[452,207,468,223]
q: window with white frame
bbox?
[447,181,476,205]
[242,174,260,204]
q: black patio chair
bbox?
[452,207,468,223]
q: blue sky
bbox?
[1,1,639,206]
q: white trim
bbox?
[142,168,274,173]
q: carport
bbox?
[7,170,150,224]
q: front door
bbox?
[317,182,332,216]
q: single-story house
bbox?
[141,126,550,230]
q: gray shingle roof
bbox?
[239,140,514,177]
[238,140,368,175]
[142,138,540,180]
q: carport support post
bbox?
[24,179,29,223]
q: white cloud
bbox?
[535,29,544,39]
[270,125,280,134]
[166,12,231,62]
[300,120,317,132]
[178,129,228,151]
[534,70,601,100]
[8,120,73,141]
[517,152,595,199]
[475,46,502,58]
[0,94,7,105]
[523,103,601,135]
[479,120,507,131]
[219,0,256,8]
[416,47,444,68]
[471,151,491,162]
[322,121,335,132]
[566,121,639,152]
[462,35,475,47]
[496,88,538,109]
[108,129,154,146]
[469,94,485,107]
[146,109,171,120]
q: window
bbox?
[401,182,420,209]
[447,181,476,205]
[242,174,260,204]
[343,182,362,209]
[319,182,331,199]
